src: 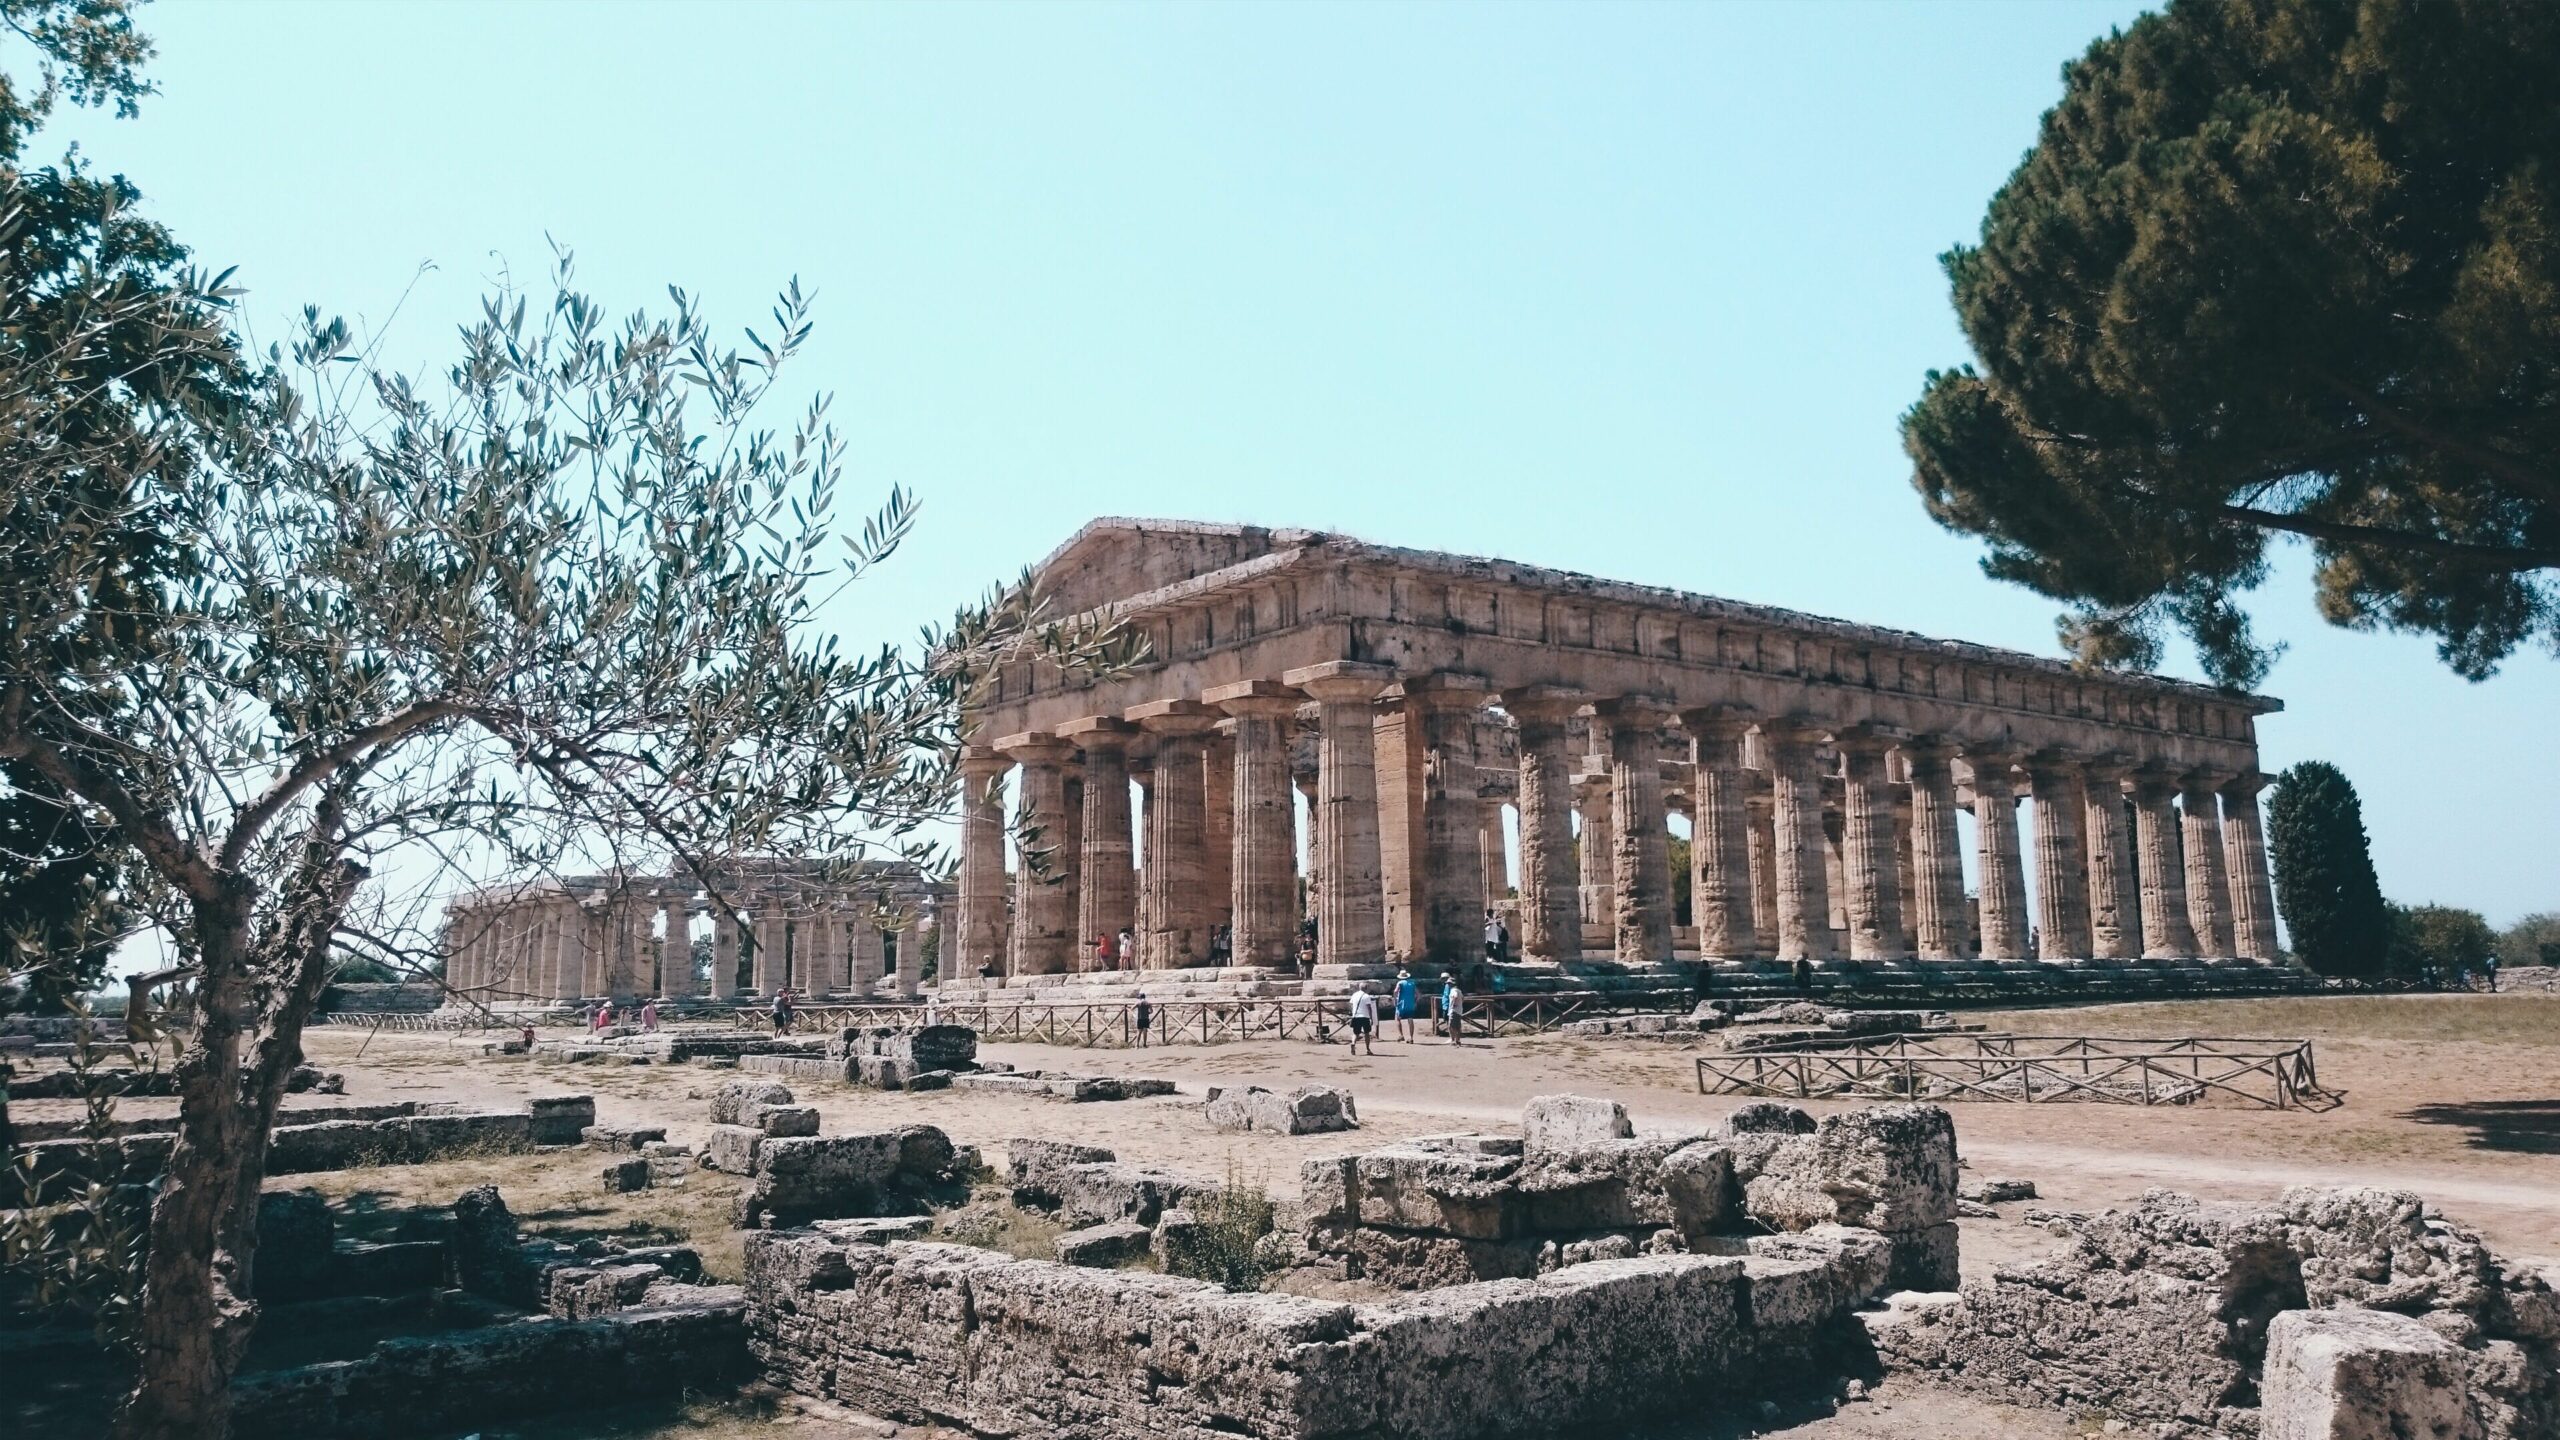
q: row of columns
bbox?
[955,670,2283,977]
[445,893,925,1003]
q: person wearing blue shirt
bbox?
[1393,969,1418,1043]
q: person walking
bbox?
[2486,955,2501,992]
[639,998,659,1033]
[1133,990,1152,1047]
[1792,955,1813,994]
[770,987,793,1035]
[1116,927,1136,971]
[1440,972,1466,1046]
[1347,983,1378,1054]
[1093,934,1113,970]
[1483,910,1502,961]
[1393,968,1418,1042]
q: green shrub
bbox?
[1161,1168,1278,1293]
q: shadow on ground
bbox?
[2401,1099,2560,1155]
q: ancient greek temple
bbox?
[442,860,945,1005]
[947,520,2289,985]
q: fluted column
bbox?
[1060,718,1137,970]
[998,734,1078,976]
[1963,748,2029,961]
[1206,680,1303,970]
[1833,727,1909,962]
[1505,690,1585,963]
[1599,697,1676,965]
[708,908,739,998]
[660,903,698,998]
[1682,706,1759,960]
[1575,768,1615,931]
[2181,769,2237,958]
[2220,773,2281,962]
[1132,700,1220,968]
[849,918,884,995]
[2025,752,2093,960]
[1761,720,1833,963]
[2131,763,2198,958]
[2080,758,2139,960]
[749,904,785,993]
[1902,738,1967,960]
[891,923,921,997]
[1480,799,1509,904]
[1294,772,1321,922]
[1746,785,1777,946]
[1284,662,1394,969]
[1204,730,1236,939]
[952,747,1012,979]
[1400,676,1489,966]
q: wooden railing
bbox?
[1695,1033,2338,1110]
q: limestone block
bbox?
[2262,1308,2469,1440]
[1056,1220,1153,1267]
[1659,1142,1736,1249]
[1349,1142,1526,1239]
[749,1103,821,1138]
[527,1094,597,1145]
[1961,1177,2037,1204]
[739,1125,962,1229]
[1512,1137,1702,1233]
[547,1261,663,1319]
[703,1124,764,1176]
[1723,1102,1817,1136]
[1205,1084,1359,1135]
[1007,1138,1116,1208]
[601,1156,652,1193]
[709,1078,793,1126]
[1058,1160,1223,1230]
[1521,1094,1635,1151]
[1747,1225,1894,1305]
[583,1124,668,1152]
[811,1215,932,1245]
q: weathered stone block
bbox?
[1659,1142,1735,1249]
[749,1103,821,1137]
[737,1125,963,1229]
[2262,1308,2469,1440]
[527,1094,596,1145]
[1058,1160,1223,1229]
[704,1123,765,1176]
[710,1078,794,1125]
[1008,1138,1117,1208]
[584,1124,668,1152]
[1521,1094,1635,1151]
[1205,1084,1358,1135]
[1056,1220,1153,1267]
[602,1156,652,1193]
[1961,1177,2037,1204]
[1723,1101,1817,1135]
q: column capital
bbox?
[1756,713,1828,748]
[2080,752,2136,787]
[958,743,1011,778]
[1202,678,1305,718]
[1498,684,1593,723]
[2022,747,2087,789]
[1677,702,1757,740]
[1057,715,1138,749]
[1593,693,1677,727]
[1281,660,1395,704]
[1826,722,1909,756]
[994,731,1076,766]
[1381,671,1493,710]
[1127,699,1221,737]
[2129,758,2184,799]
[2179,765,2235,797]
[2220,769,2271,798]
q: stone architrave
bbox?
[2024,752,2093,961]
[2220,772,2282,963]
[1502,688,1587,964]
[2180,768,2238,958]
[1681,705,1759,961]
[1059,717,1137,970]
[1282,662,1395,970]
[1832,726,1910,962]
[1901,738,1967,960]
[2080,757,2140,961]
[1760,719,1833,963]
[2130,763,2198,958]
[1129,700,1221,969]
[1599,696,1677,966]
[953,746,1012,979]
[997,733,1078,977]
[1961,748,2029,962]
[709,908,739,999]
[1205,680,1305,970]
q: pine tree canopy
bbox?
[1904,0,2560,687]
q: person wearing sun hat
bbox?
[1392,967,1418,1042]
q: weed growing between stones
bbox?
[1161,1164,1277,1292]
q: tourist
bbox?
[1093,934,1112,970]
[1133,990,1152,1047]
[1483,909,1502,961]
[1441,972,1466,1046]
[1347,983,1378,1054]
[639,998,658,1032]
[598,999,617,1032]
[518,1023,536,1050]
[1116,927,1136,970]
[770,987,794,1035]
[2486,955,2501,992]
[1793,956,1813,993]
[582,1001,599,1033]
[1393,968,1418,1042]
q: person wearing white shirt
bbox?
[1347,984,1378,1055]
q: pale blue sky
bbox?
[46,1,2557,926]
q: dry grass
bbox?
[1973,993,2560,1048]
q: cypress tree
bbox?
[2266,761,2389,977]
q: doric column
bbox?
[1832,726,1909,962]
[1480,799,1509,904]
[1204,729,1236,939]
[2181,769,2238,957]
[2131,762,2198,958]
[1059,718,1137,970]
[997,733,1078,976]
[1574,767,1615,930]
[660,902,698,998]
[891,923,921,998]
[1821,795,1849,940]
[1746,783,1778,946]
[1681,705,1759,960]
[1395,675,1490,966]
[750,904,785,993]
[1131,700,1220,968]
[1900,738,1967,960]
[1760,719,1834,963]
[1599,696,1676,965]
[1206,680,1303,970]
[2080,758,2140,960]
[1284,663,1393,968]
[1294,772,1321,921]
[2024,752,2093,960]
[849,918,884,996]
[1962,748,2030,961]
[953,746,1012,979]
[708,907,739,998]
[2220,773,2281,962]
[1503,689,1585,964]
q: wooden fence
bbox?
[1695,1033,2338,1110]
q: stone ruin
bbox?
[1875,1185,2560,1439]
[1205,1083,1359,1135]
[690,1078,977,1227]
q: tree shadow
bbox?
[2400,1099,2560,1155]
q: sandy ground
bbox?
[24,990,2556,1439]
